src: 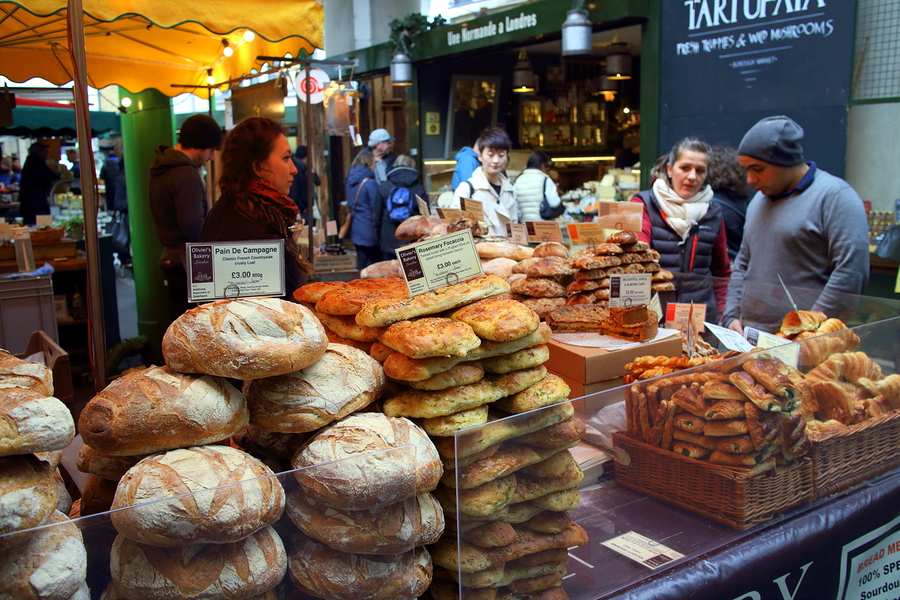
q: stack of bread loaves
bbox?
[566,230,673,307]
[351,274,590,600]
[0,349,87,599]
[507,242,573,319]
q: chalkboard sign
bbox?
[659,1,857,175]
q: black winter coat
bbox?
[375,166,425,256]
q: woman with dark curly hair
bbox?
[707,144,751,262]
[201,117,310,299]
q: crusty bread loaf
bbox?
[79,365,248,456]
[53,469,72,515]
[110,525,286,600]
[231,424,309,461]
[244,343,384,433]
[286,489,443,554]
[162,297,328,379]
[475,242,534,261]
[509,277,567,299]
[324,327,373,353]
[111,446,284,546]
[360,259,403,279]
[0,349,54,397]
[76,445,145,481]
[0,454,58,548]
[531,242,568,259]
[0,388,75,456]
[288,531,431,600]
[80,474,118,517]
[396,215,442,240]
[518,296,566,319]
[292,413,442,510]
[355,275,510,327]
[0,511,86,599]
[523,257,576,278]
[481,257,518,280]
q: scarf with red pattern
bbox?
[236,179,300,240]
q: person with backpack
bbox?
[376,154,426,261]
[514,151,562,222]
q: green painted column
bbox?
[118,88,176,366]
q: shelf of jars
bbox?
[519,98,607,152]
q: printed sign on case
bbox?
[460,197,484,221]
[395,229,483,296]
[567,222,604,246]
[525,221,563,244]
[187,241,285,302]
[602,531,685,570]
[436,208,462,223]
[506,223,529,246]
[666,302,706,334]
[608,273,652,308]
[744,327,800,368]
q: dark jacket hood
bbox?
[387,166,422,188]
[150,145,198,176]
[347,164,375,186]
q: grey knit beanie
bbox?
[737,115,805,166]
[178,114,224,150]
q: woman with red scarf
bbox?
[202,117,311,299]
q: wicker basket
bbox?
[613,432,815,530]
[808,409,900,499]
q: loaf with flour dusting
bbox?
[0,349,54,396]
[111,445,284,546]
[292,412,442,510]
[75,445,145,481]
[288,531,432,600]
[79,365,247,456]
[243,344,385,433]
[162,297,328,379]
[0,454,58,549]
[110,525,286,600]
[0,510,86,599]
[0,388,75,456]
[286,488,444,554]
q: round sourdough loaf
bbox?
[110,445,284,546]
[110,525,286,600]
[243,344,385,433]
[0,388,75,456]
[75,445,145,481]
[162,298,328,379]
[292,413,441,510]
[288,531,431,600]
[231,424,309,461]
[286,489,444,554]
[0,454,58,548]
[0,510,86,600]
[78,365,247,456]
[79,475,118,517]
[0,349,54,396]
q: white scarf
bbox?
[652,177,713,242]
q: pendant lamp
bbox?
[561,9,592,56]
[606,42,632,80]
[390,52,413,86]
[512,50,536,93]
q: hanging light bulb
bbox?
[512,50,535,93]
[593,76,617,100]
[222,40,233,57]
[206,69,215,85]
[561,9,593,56]
[390,52,413,86]
[120,97,132,108]
[243,30,255,42]
[606,42,632,80]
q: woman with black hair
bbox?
[630,137,731,322]
[201,117,310,299]
[450,128,518,236]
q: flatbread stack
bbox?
[507,244,572,319]
[566,230,673,308]
[351,274,588,599]
[0,350,86,598]
[624,355,815,474]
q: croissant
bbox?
[816,318,848,335]
[798,328,860,369]
[838,351,884,384]
[780,310,828,336]
[812,381,855,425]
[862,396,893,419]
[858,374,900,408]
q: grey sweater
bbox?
[722,166,870,332]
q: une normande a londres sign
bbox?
[446,11,539,46]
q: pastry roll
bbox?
[779,412,811,461]
[701,380,744,401]
[672,441,710,459]
[709,449,772,467]
[671,384,707,417]
[742,358,798,401]
[729,371,782,412]
[744,402,783,451]
[713,435,755,454]
[673,412,705,432]
[705,399,746,420]
[672,429,718,450]
[703,418,750,437]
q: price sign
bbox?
[314,254,357,271]
[608,273,652,308]
[325,220,338,236]
[665,302,706,333]
[460,198,484,221]
[595,201,643,232]
[567,222,605,246]
[602,531,685,570]
[36,215,53,227]
[436,208,462,223]
[705,322,755,352]
[395,229,483,296]
[744,327,800,368]
[525,221,564,243]
[506,223,529,246]
[187,241,285,302]
[416,195,430,217]
[648,292,662,323]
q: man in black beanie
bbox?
[148,113,224,324]
[722,115,869,333]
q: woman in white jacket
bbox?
[451,128,518,236]
[514,151,561,222]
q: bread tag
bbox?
[395,229,484,296]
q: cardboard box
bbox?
[550,372,625,411]
[544,330,682,384]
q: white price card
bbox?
[744,327,800,368]
[416,195,430,217]
[602,531,685,570]
[525,221,564,243]
[460,197,484,221]
[648,292,662,323]
[187,241,285,302]
[705,322,755,352]
[395,229,483,296]
[595,201,643,232]
[506,223,529,246]
[36,215,54,227]
[666,302,706,333]
[567,222,605,246]
[608,273,652,308]
[436,208,462,223]
[313,254,357,272]
[326,220,338,236]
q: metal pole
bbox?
[67,0,107,389]
[305,61,314,260]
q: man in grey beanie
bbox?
[723,115,869,333]
[148,113,224,325]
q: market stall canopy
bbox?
[1,104,119,136]
[0,0,323,98]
